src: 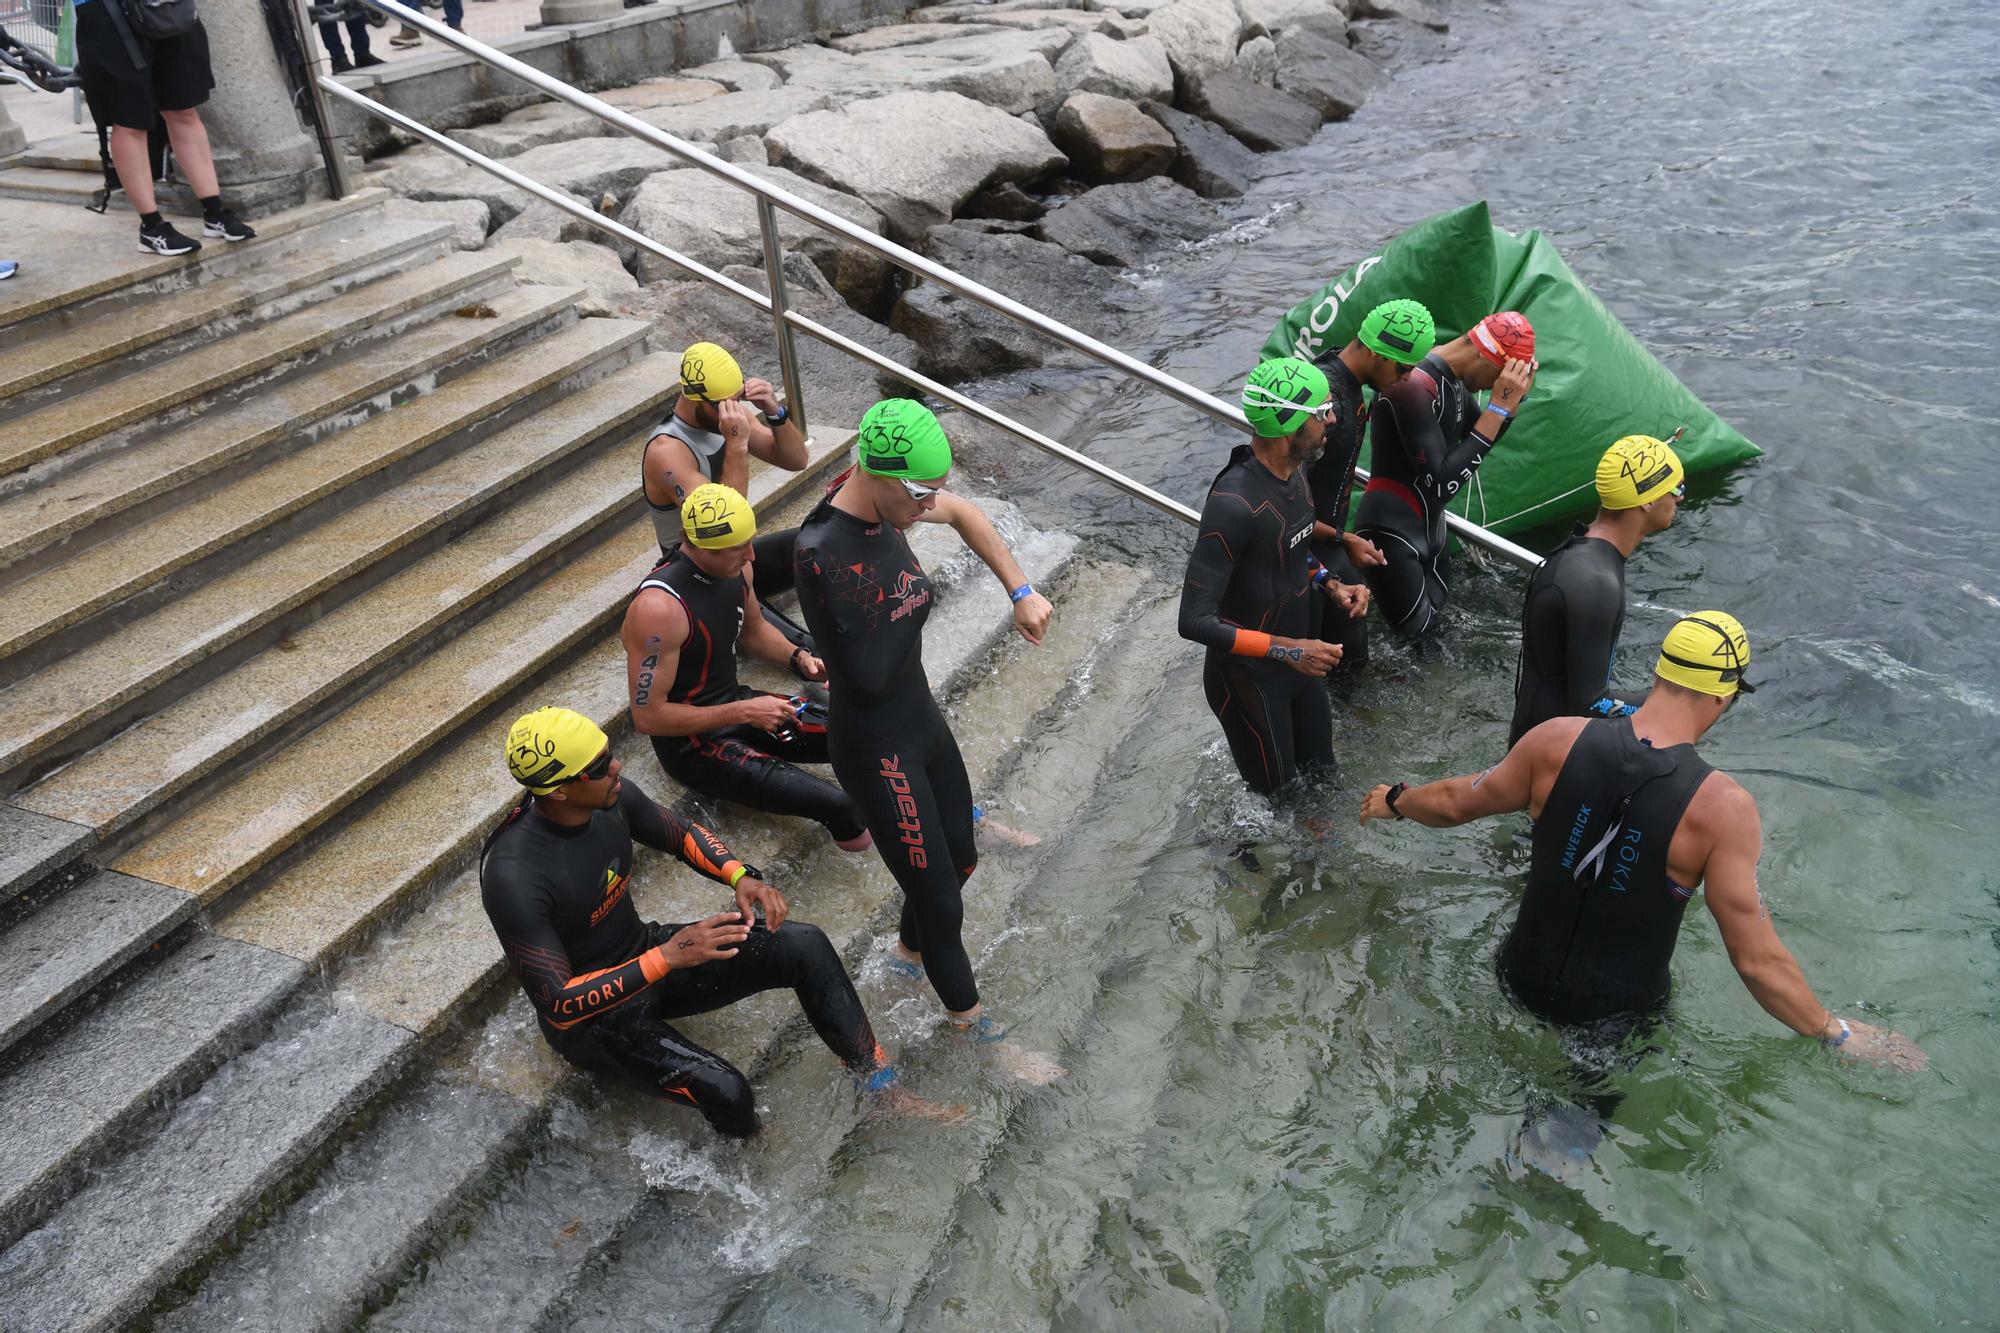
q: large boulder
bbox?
[751,29,1069,116]
[1350,0,1447,30]
[1049,93,1177,184]
[457,80,726,158]
[768,91,1068,244]
[676,60,781,92]
[829,22,1008,53]
[1139,102,1256,198]
[1242,0,1352,32]
[890,223,1150,380]
[380,137,685,224]
[1274,26,1380,119]
[482,238,638,317]
[618,165,893,311]
[959,8,1131,35]
[1235,34,1278,85]
[1051,32,1175,104]
[632,87,837,144]
[1183,67,1323,151]
[621,256,923,429]
[1032,177,1225,269]
[1146,0,1244,82]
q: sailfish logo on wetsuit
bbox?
[888,569,929,621]
[879,756,927,868]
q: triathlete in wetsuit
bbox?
[1353,311,1538,639]
[1305,299,1440,671]
[480,706,901,1138]
[792,400,1052,1032]
[1509,434,1685,744]
[623,483,870,851]
[642,340,812,642]
[1179,358,1354,794]
[1361,612,1926,1068]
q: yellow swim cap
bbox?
[681,482,757,550]
[1596,434,1686,510]
[1655,612,1757,698]
[679,342,744,403]
[506,706,610,794]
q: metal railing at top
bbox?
[308,0,1542,569]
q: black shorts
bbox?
[75,1,214,131]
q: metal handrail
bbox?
[323,0,1542,567]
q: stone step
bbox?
[359,558,1124,1333]
[0,932,306,1250]
[0,802,93,907]
[0,247,520,480]
[0,280,579,583]
[0,450,863,1326]
[0,190,387,331]
[708,593,1193,1330]
[0,338,653,792]
[0,870,195,1060]
[0,997,413,1333]
[0,216,452,406]
[0,304,634,671]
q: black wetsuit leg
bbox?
[749,528,813,652]
[543,920,879,1138]
[1202,656,1333,795]
[831,705,981,1011]
[1354,498,1447,641]
[652,715,867,844]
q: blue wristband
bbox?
[1009,583,1034,604]
[1487,402,1514,421]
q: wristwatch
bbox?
[767,403,790,426]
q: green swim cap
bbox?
[1357,298,1435,366]
[1241,357,1331,438]
[857,398,954,479]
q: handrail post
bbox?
[755,199,807,438]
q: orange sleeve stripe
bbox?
[1231,629,1273,658]
[640,946,669,984]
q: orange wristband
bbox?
[1231,629,1273,659]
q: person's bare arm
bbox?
[1359,720,1578,826]
[644,434,711,513]
[921,491,1053,645]
[741,375,808,472]
[624,590,763,737]
[1703,783,1928,1069]
[714,399,755,497]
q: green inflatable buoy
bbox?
[1262,202,1761,538]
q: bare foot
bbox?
[978,817,1041,848]
[989,1039,1065,1085]
[869,1086,970,1124]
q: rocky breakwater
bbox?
[360,0,1455,421]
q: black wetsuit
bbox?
[637,557,866,844]
[1304,356,1371,671]
[1503,717,1716,1024]
[794,496,981,1012]
[1352,355,1509,639]
[1509,530,1636,746]
[1178,444,1333,794]
[479,780,881,1137]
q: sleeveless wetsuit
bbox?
[1503,717,1716,1024]
[794,496,981,1011]
[1352,354,1509,639]
[1508,530,1634,745]
[1304,356,1371,671]
[643,415,807,643]
[636,558,865,844]
[479,779,882,1137]
[1178,444,1333,794]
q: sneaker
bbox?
[138,221,201,256]
[0,260,17,281]
[328,54,353,73]
[389,25,421,46]
[353,53,385,67]
[202,209,257,242]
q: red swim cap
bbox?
[1469,311,1535,366]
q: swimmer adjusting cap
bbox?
[681,482,757,550]
[1469,311,1535,367]
[1357,298,1436,366]
[506,706,610,794]
[857,398,954,478]
[1242,357,1331,438]
[1596,434,1685,510]
[679,342,744,403]
[1655,612,1757,698]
